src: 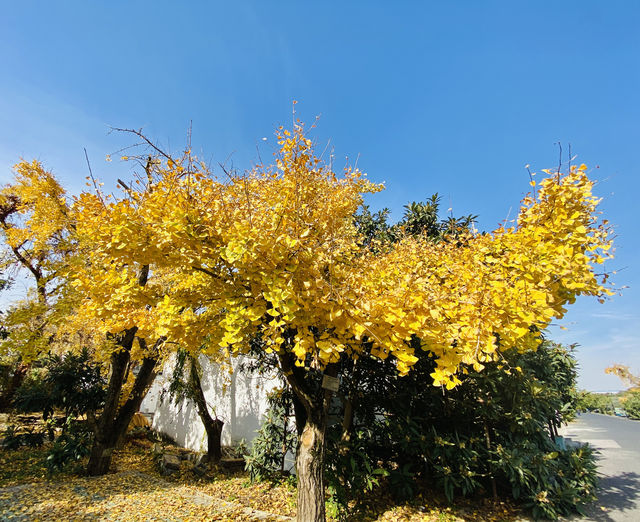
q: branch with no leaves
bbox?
[109,127,174,162]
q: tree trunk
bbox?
[278,353,338,522]
[296,414,328,522]
[87,265,158,476]
[340,396,355,445]
[189,355,224,463]
[340,358,358,445]
[87,432,119,476]
[87,330,157,475]
[206,419,224,462]
[0,361,29,411]
[87,339,132,476]
[484,423,498,501]
[292,390,308,437]
[278,352,338,522]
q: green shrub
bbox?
[1,425,46,449]
[44,417,92,473]
[11,349,105,474]
[324,425,389,518]
[319,341,595,519]
[14,348,106,421]
[622,392,640,420]
[245,387,297,482]
[13,367,51,417]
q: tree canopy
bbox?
[82,125,613,388]
[1,122,615,521]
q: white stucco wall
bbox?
[140,355,281,452]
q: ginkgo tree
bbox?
[113,123,613,522]
[0,161,72,409]
[68,157,184,476]
[9,119,612,520]
[68,140,257,473]
[2,157,179,476]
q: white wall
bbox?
[140,355,281,452]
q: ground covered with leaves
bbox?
[0,433,525,521]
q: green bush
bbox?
[44,417,92,473]
[324,425,389,518]
[12,367,51,417]
[319,341,596,520]
[493,442,597,519]
[14,348,106,421]
[622,392,640,420]
[245,387,297,482]
[10,349,106,474]
[1,425,46,449]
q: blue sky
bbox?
[1,1,638,391]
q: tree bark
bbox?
[189,355,224,463]
[87,329,157,475]
[296,415,328,522]
[87,264,158,476]
[340,396,355,444]
[279,352,338,522]
[292,388,308,437]
[87,334,133,476]
[0,362,29,411]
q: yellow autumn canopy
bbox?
[356,165,613,386]
[66,124,613,388]
[6,124,609,385]
[0,160,74,361]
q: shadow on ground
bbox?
[580,471,640,521]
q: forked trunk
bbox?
[189,355,224,463]
[87,333,157,475]
[87,336,132,476]
[87,266,156,476]
[87,432,119,476]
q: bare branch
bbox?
[117,179,133,192]
[109,127,173,162]
[191,265,222,280]
[84,148,106,207]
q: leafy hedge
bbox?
[622,392,640,420]
[248,341,598,520]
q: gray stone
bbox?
[194,453,207,466]
[161,453,181,470]
[221,457,245,472]
[192,464,208,477]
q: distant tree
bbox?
[605,365,640,419]
[0,161,71,410]
[622,392,640,420]
[165,349,224,463]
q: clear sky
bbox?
[1,1,638,391]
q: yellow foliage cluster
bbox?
[0,160,69,259]
[0,161,77,361]
[605,364,640,391]
[2,125,614,387]
[356,165,613,385]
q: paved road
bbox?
[559,413,640,522]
